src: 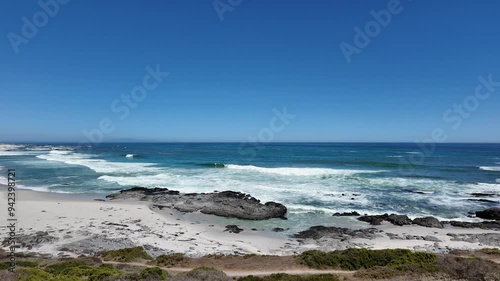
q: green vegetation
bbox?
[298,249,436,271]
[238,273,341,281]
[0,260,38,270]
[139,267,167,280]
[101,247,152,262]
[16,260,121,281]
[153,253,185,267]
[478,247,500,256]
[172,266,232,281]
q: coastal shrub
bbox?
[170,266,231,281]
[437,255,500,281]
[0,262,11,270]
[478,248,500,256]
[139,267,167,280]
[101,247,152,262]
[18,268,83,281]
[238,273,341,281]
[298,249,437,270]
[44,260,88,275]
[44,260,122,281]
[154,253,185,267]
[18,261,39,268]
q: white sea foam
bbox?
[0,144,24,151]
[125,154,136,158]
[0,151,43,156]
[224,164,382,176]
[37,151,159,174]
[480,166,500,172]
[405,151,422,154]
[386,155,403,158]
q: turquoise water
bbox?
[1,143,499,229]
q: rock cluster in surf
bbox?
[107,187,287,220]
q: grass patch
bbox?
[298,249,437,271]
[18,268,83,281]
[19,260,122,281]
[478,248,500,256]
[101,247,152,262]
[238,273,341,281]
[153,253,185,267]
[139,267,168,280]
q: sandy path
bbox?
[101,260,355,277]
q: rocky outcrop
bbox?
[444,221,500,230]
[333,211,360,217]
[413,216,444,229]
[293,225,380,240]
[476,208,500,220]
[357,214,412,226]
[224,225,243,233]
[107,187,287,220]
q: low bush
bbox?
[154,253,185,267]
[101,247,152,262]
[298,249,437,271]
[139,267,168,280]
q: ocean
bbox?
[1,143,499,231]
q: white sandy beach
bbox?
[1,187,498,258]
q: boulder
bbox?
[293,225,380,240]
[476,208,500,220]
[107,187,287,220]
[386,214,413,226]
[358,214,412,226]
[413,216,444,229]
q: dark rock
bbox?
[333,211,360,217]
[387,214,413,226]
[467,199,497,203]
[413,216,444,229]
[102,222,129,228]
[358,214,388,225]
[272,228,285,232]
[358,213,412,226]
[2,231,58,250]
[476,208,500,220]
[94,199,105,202]
[107,187,287,220]
[470,193,497,197]
[293,225,380,240]
[448,220,500,230]
[224,225,243,234]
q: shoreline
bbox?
[1,187,499,259]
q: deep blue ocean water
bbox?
[1,143,499,230]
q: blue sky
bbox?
[1,0,499,142]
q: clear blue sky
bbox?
[1,0,499,143]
